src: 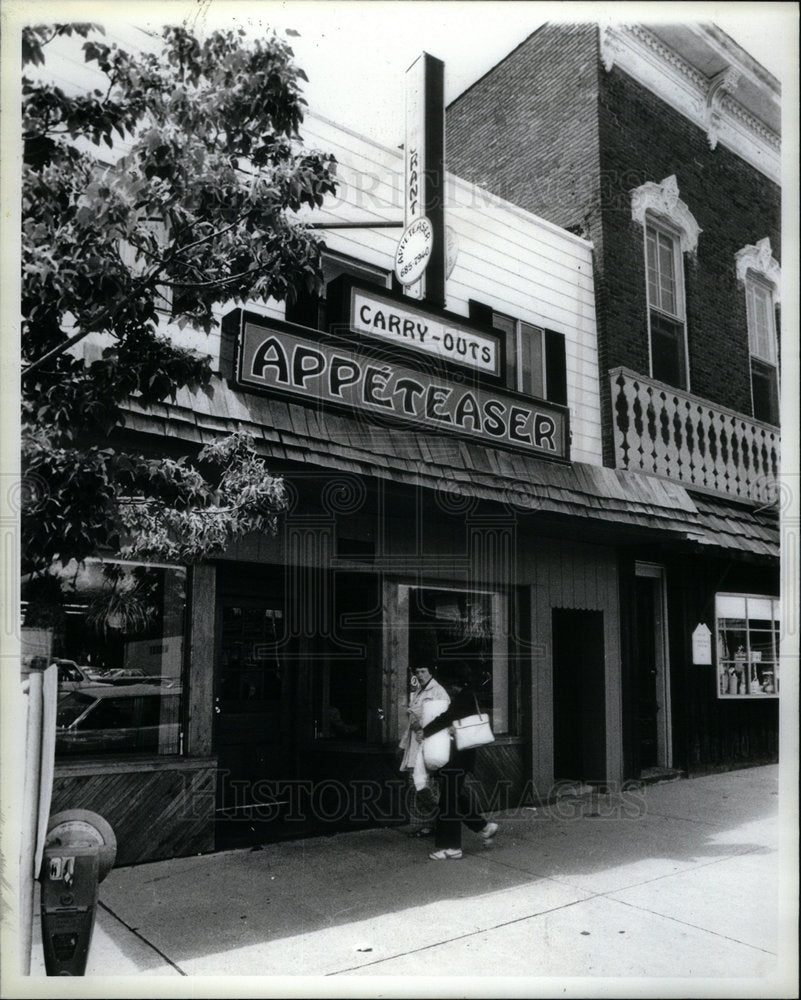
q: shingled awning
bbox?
[123,379,779,560]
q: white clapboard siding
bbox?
[159,109,603,465]
[443,175,601,464]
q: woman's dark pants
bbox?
[434,758,486,849]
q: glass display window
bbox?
[383,580,513,744]
[407,585,509,734]
[715,593,780,698]
[22,559,187,756]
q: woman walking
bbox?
[421,663,499,860]
[399,664,449,837]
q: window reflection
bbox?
[409,587,500,725]
[21,559,186,756]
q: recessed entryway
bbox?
[552,608,606,784]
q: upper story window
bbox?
[645,221,688,390]
[631,175,701,393]
[746,275,779,424]
[119,217,174,316]
[491,312,545,396]
[286,250,390,330]
[469,301,567,405]
[736,238,781,427]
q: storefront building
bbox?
[37,28,781,863]
[447,22,783,779]
[38,110,609,861]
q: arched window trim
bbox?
[630,175,702,255]
[735,237,781,303]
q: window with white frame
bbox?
[645,220,689,390]
[119,217,173,315]
[491,312,545,396]
[715,593,780,699]
[745,273,779,425]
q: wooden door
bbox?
[215,587,291,845]
[552,608,606,783]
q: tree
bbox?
[21,23,337,576]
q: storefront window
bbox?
[716,594,780,698]
[311,573,380,743]
[22,559,186,756]
[409,586,509,732]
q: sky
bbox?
[6,1,798,150]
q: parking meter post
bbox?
[40,844,100,976]
[39,810,117,975]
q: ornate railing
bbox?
[609,367,779,505]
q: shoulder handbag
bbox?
[451,695,495,751]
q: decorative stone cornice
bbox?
[720,92,781,151]
[600,27,628,74]
[735,237,781,301]
[630,175,702,254]
[627,24,707,90]
[599,24,780,184]
[706,67,741,150]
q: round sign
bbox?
[394,217,434,286]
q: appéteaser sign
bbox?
[238,319,568,461]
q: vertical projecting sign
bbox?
[401,52,445,307]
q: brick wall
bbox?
[447,24,781,463]
[447,23,611,454]
[447,24,602,232]
[597,65,781,419]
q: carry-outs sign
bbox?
[350,286,500,376]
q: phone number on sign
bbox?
[398,244,431,279]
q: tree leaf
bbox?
[22,22,335,575]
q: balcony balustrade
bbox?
[610,367,779,505]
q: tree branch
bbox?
[23,324,102,378]
[118,495,261,515]
[22,216,230,377]
[23,265,157,378]
[162,266,260,290]
[172,219,240,257]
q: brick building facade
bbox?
[448,22,781,459]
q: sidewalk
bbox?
[23,765,798,994]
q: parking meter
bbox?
[39,809,117,976]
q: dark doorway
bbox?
[215,568,293,848]
[309,571,381,744]
[634,575,660,770]
[552,608,606,783]
[215,566,390,847]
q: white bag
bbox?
[421,699,451,770]
[452,696,495,751]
